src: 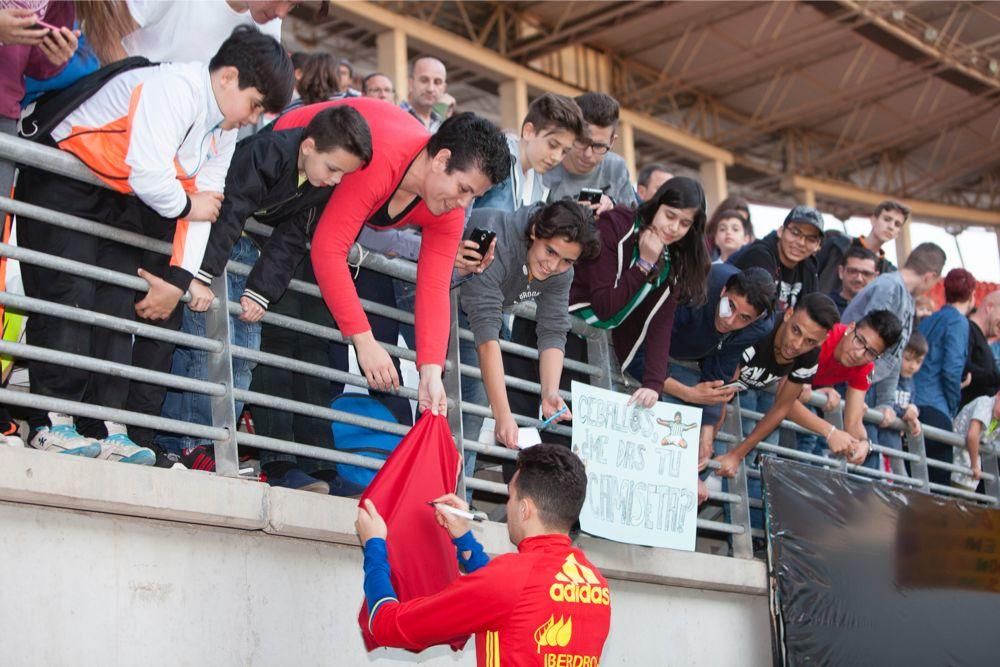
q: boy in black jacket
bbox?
[155,106,372,462]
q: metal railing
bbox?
[1,133,996,564]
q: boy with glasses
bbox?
[730,205,823,311]
[828,245,878,314]
[542,92,637,214]
[786,310,904,461]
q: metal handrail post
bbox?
[721,394,753,558]
[445,291,467,499]
[204,271,240,477]
[981,433,1000,505]
[907,431,932,492]
[586,331,614,390]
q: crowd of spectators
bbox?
[1,0,996,520]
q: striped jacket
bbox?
[51,61,236,289]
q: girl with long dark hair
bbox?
[570,177,711,407]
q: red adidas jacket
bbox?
[370,534,611,667]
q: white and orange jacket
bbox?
[51,61,236,290]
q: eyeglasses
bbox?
[573,138,614,155]
[844,267,876,279]
[851,331,882,360]
[783,224,822,247]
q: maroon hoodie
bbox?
[569,205,679,391]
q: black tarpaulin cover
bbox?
[762,458,1000,666]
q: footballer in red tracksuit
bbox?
[363,530,611,666]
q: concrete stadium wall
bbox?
[0,448,770,666]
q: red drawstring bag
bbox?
[357,412,468,652]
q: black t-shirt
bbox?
[735,321,819,390]
[731,234,817,311]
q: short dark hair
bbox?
[874,199,911,223]
[905,330,928,358]
[522,93,584,139]
[303,106,373,166]
[574,92,619,128]
[794,293,840,330]
[514,444,587,532]
[362,72,391,94]
[634,176,710,305]
[725,267,776,318]
[526,201,601,262]
[858,309,903,350]
[291,51,310,71]
[427,112,510,185]
[903,242,946,276]
[337,58,354,77]
[841,244,878,267]
[637,163,671,188]
[210,25,294,113]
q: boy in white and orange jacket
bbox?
[14,25,292,462]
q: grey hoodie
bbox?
[459,204,573,352]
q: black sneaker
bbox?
[181,445,216,472]
[149,444,184,469]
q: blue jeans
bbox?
[157,237,261,454]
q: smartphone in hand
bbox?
[578,188,603,205]
[465,228,496,262]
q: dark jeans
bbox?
[16,166,183,441]
[917,404,954,486]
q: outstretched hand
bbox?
[355,498,387,546]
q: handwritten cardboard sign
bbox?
[571,381,700,551]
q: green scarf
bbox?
[575,219,671,330]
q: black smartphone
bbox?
[578,188,603,205]
[466,228,496,260]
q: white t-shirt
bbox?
[951,395,1000,489]
[123,0,283,63]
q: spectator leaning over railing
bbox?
[826,245,878,314]
[570,177,711,409]
[458,201,600,483]
[961,290,1000,409]
[713,293,841,478]
[950,390,1000,492]
[273,99,510,416]
[14,26,292,462]
[154,106,372,470]
[785,309,904,464]
[646,265,776,466]
[871,331,927,477]
[840,242,946,467]
[915,268,978,484]
[472,93,584,213]
[816,199,910,294]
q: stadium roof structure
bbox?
[289,1,1000,226]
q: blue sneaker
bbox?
[30,425,101,458]
[97,433,156,466]
[266,465,329,494]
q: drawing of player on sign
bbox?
[657,412,698,449]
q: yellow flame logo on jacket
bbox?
[534,615,573,652]
[549,554,610,605]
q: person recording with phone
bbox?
[457,201,600,488]
[627,266,776,477]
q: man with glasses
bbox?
[828,245,878,314]
[785,309,903,461]
[542,92,637,213]
[731,205,823,311]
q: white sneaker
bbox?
[97,433,155,466]
[1,433,25,448]
[30,425,101,457]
